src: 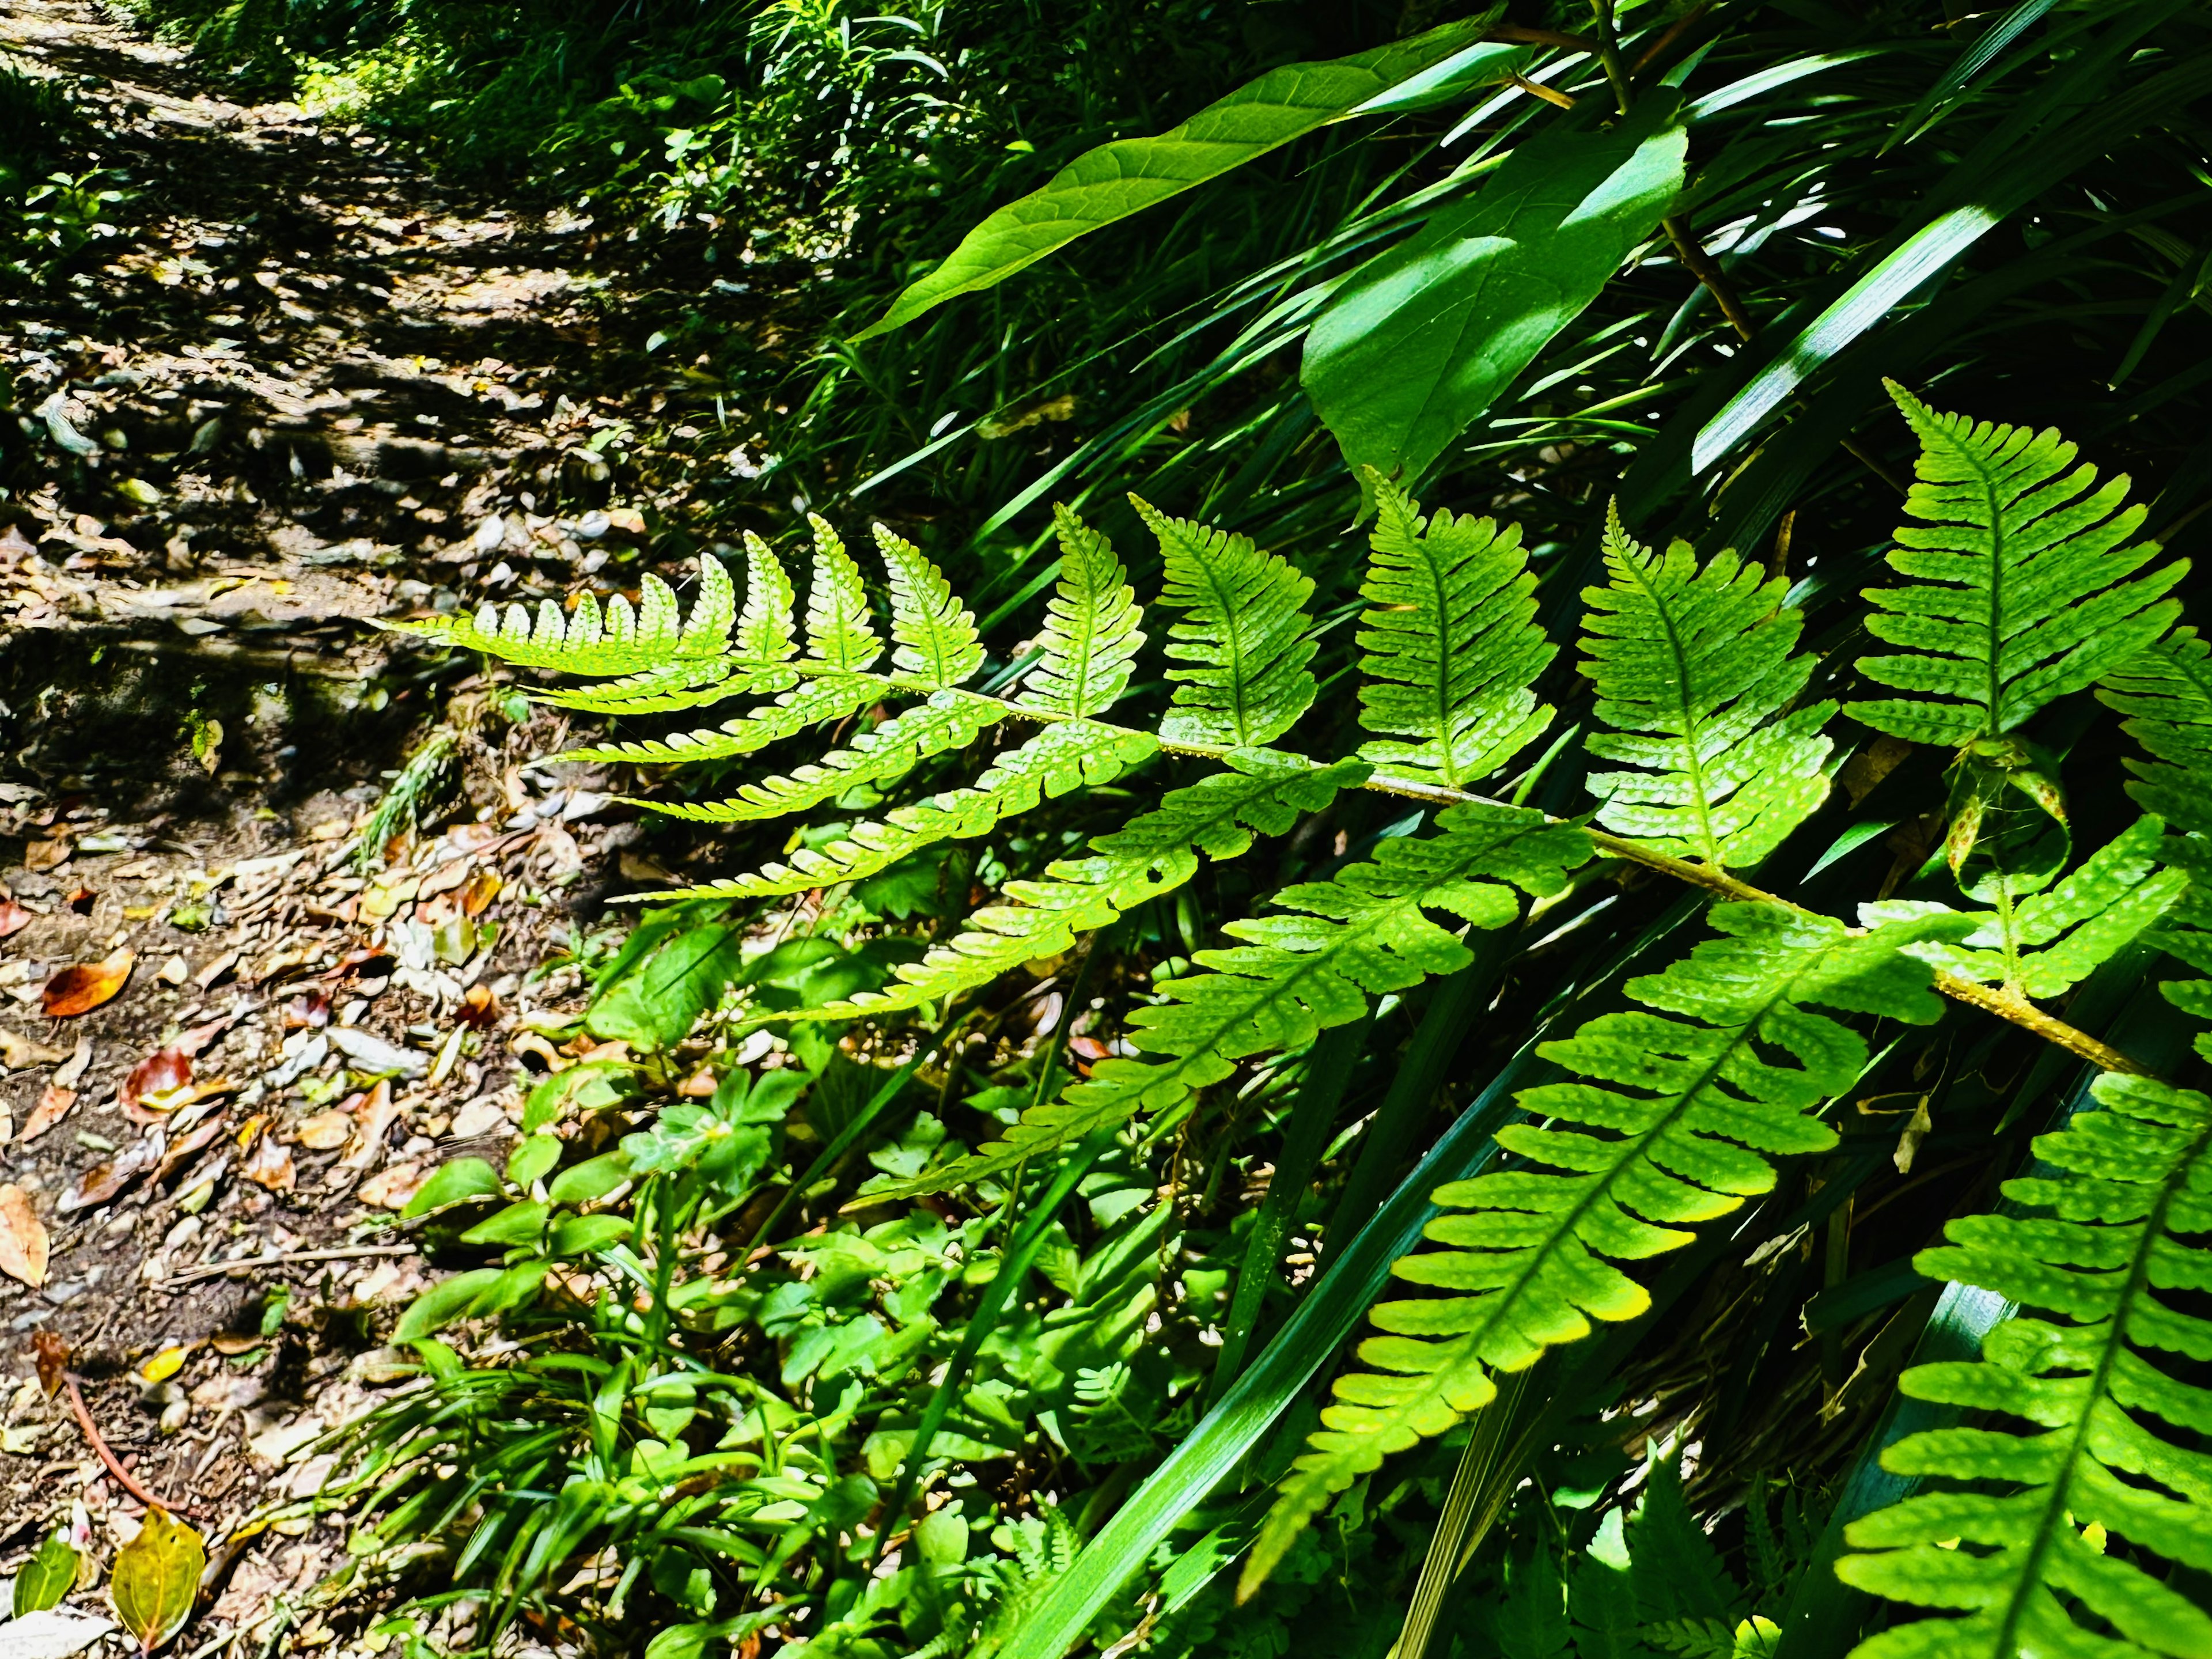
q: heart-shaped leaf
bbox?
[109,1508,203,1654]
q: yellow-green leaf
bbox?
[109,1509,203,1654]
[13,1526,79,1616]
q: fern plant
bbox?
[387,391,2199,1651]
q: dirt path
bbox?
[0,1,715,1635]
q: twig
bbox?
[64,1373,197,1515]
[160,1243,415,1287]
[1508,74,1579,111]
[1490,24,1599,52]
[1629,2,1711,75]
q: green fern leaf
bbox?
[2099,626,2212,835]
[801,513,883,673]
[381,560,733,677]
[1866,817,2187,999]
[630,720,1153,900]
[1245,904,1968,1596]
[1836,1072,2212,1659]
[737,529,800,665]
[876,525,984,688]
[558,676,878,767]
[634,693,1007,824]
[1356,472,1556,788]
[1018,505,1146,719]
[532,659,749,715]
[1137,496,1319,749]
[1582,506,1835,869]
[1849,385,2187,748]
[865,788,1578,1199]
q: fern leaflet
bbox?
[1356,471,1556,789]
[736,529,800,666]
[632,721,1156,901]
[1581,505,1835,869]
[2100,626,2212,1007]
[1837,1073,2212,1659]
[1245,904,1968,1596]
[1849,384,2186,748]
[876,524,984,688]
[865,793,1582,1200]
[1137,497,1319,749]
[384,559,734,677]
[559,676,878,768]
[801,513,882,673]
[1018,505,1146,719]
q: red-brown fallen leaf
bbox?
[241,1134,295,1192]
[458,983,500,1028]
[64,885,94,915]
[32,1330,70,1396]
[0,898,31,939]
[42,947,135,1017]
[174,1013,237,1057]
[20,1085,75,1143]
[282,990,332,1029]
[60,1134,162,1213]
[122,1048,193,1112]
[0,1184,48,1288]
[154,1118,226,1183]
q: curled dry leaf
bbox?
[458,983,501,1028]
[356,1161,426,1210]
[60,1134,162,1214]
[294,1110,353,1151]
[460,869,502,915]
[0,897,31,939]
[153,1118,226,1184]
[240,1134,294,1192]
[21,836,70,874]
[42,948,134,1018]
[52,1037,93,1090]
[20,1086,75,1144]
[120,1048,192,1113]
[0,1184,50,1289]
[0,1029,68,1071]
[63,887,94,915]
[31,1331,70,1398]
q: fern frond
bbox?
[1356,472,1555,789]
[557,676,877,767]
[1244,904,1968,1596]
[1836,1072,2212,1659]
[381,559,734,677]
[865,791,1580,1200]
[1018,505,1145,719]
[531,658,753,716]
[830,753,1369,1029]
[1136,497,1319,749]
[736,530,800,665]
[801,513,883,673]
[630,721,1154,899]
[1849,384,2187,748]
[633,693,1006,824]
[875,525,984,688]
[1582,506,1835,869]
[2099,626,2212,835]
[1868,817,2188,999]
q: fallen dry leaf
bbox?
[294,1111,353,1151]
[32,1331,70,1396]
[0,1185,49,1288]
[52,1036,93,1090]
[63,886,94,915]
[154,1118,226,1183]
[463,871,501,916]
[240,1134,295,1192]
[121,1048,193,1112]
[156,955,189,986]
[0,898,31,939]
[41,948,134,1017]
[20,1086,75,1143]
[356,1162,425,1209]
[0,1029,68,1070]
[21,836,70,873]
[192,949,240,991]
[458,983,501,1028]
[60,1135,162,1213]
[174,1014,236,1057]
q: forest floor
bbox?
[0,0,749,1643]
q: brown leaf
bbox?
[355,1162,425,1210]
[64,885,95,915]
[457,983,501,1028]
[0,1184,50,1288]
[342,1080,396,1169]
[294,1111,353,1151]
[460,870,501,916]
[154,1117,226,1184]
[173,1014,236,1058]
[0,897,31,939]
[240,1135,294,1192]
[20,1086,75,1143]
[42,948,135,1017]
[22,835,71,873]
[60,1134,162,1213]
[120,1049,193,1113]
[32,1330,70,1396]
[0,1028,69,1070]
[281,990,331,1029]
[52,1036,93,1089]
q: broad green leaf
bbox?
[853,14,1498,339]
[13,1528,79,1616]
[393,1267,505,1342]
[109,1509,203,1656]
[546,1151,631,1206]
[460,1199,547,1246]
[548,1214,631,1256]
[399,1156,502,1219]
[1302,104,1685,482]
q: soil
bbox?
[0,1,746,1643]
